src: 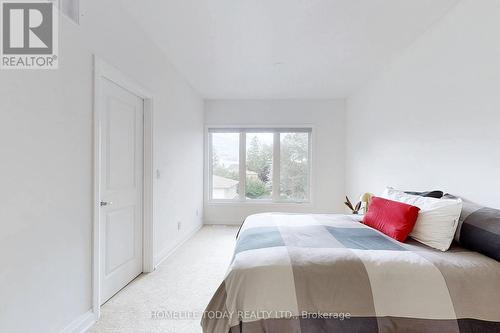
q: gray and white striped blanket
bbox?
[202,213,500,333]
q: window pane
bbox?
[246,133,273,200]
[211,133,239,200]
[280,133,309,201]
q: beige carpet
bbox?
[88,225,238,333]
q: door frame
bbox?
[92,55,155,317]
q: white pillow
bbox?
[381,188,462,251]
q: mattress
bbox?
[202,213,500,333]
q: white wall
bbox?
[205,100,346,224]
[346,0,500,208]
[0,1,204,332]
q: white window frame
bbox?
[206,126,313,204]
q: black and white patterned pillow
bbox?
[444,194,500,261]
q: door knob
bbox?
[100,201,113,207]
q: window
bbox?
[209,128,311,203]
[211,132,240,200]
[246,132,273,200]
[280,132,310,201]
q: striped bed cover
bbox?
[202,213,500,333]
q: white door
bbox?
[99,78,144,305]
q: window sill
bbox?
[207,200,313,207]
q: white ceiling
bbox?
[120,0,458,99]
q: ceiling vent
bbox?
[62,0,80,24]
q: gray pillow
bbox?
[444,194,500,261]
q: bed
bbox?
[202,213,500,333]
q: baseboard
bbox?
[154,223,203,268]
[204,220,242,225]
[60,310,97,333]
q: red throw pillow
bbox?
[363,196,420,242]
